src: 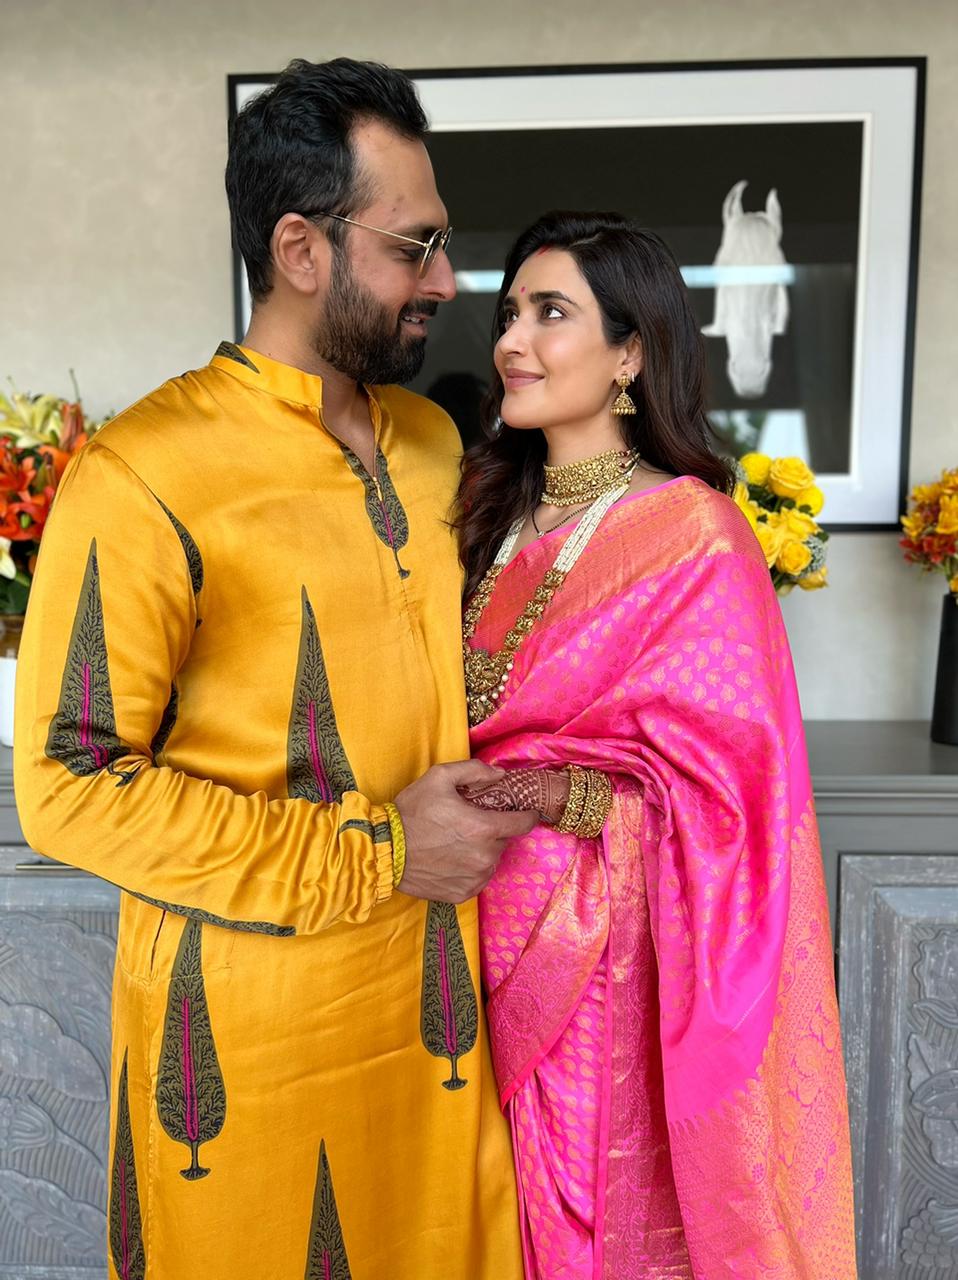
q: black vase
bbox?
[931,593,958,746]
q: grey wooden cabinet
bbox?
[808,721,958,946]
[0,747,118,1280]
[0,727,956,1278]
[841,857,958,1279]
[808,722,958,1279]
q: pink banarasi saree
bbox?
[469,476,856,1279]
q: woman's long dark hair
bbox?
[455,211,733,596]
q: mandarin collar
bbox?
[209,342,386,432]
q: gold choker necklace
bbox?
[541,449,638,507]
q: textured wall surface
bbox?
[2,0,955,718]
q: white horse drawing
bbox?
[702,180,789,399]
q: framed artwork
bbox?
[228,58,925,529]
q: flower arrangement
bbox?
[0,377,108,614]
[732,453,830,596]
[900,469,958,600]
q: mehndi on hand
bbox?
[458,768,570,826]
[459,765,613,838]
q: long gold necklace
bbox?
[542,448,637,507]
[463,466,635,726]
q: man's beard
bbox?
[314,250,437,386]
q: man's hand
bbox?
[394,760,538,902]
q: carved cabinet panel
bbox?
[0,847,117,1280]
[840,856,958,1278]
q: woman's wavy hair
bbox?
[455,211,733,596]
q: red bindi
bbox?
[520,286,526,294]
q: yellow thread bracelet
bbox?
[384,802,406,888]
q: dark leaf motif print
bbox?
[156,918,226,1180]
[373,449,409,552]
[287,589,357,804]
[150,683,179,759]
[214,339,260,373]
[304,1140,352,1280]
[45,539,132,781]
[420,902,478,1090]
[106,760,145,787]
[109,1051,146,1280]
[337,819,391,845]
[130,891,294,937]
[155,500,204,597]
[340,446,410,579]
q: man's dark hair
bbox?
[226,58,428,302]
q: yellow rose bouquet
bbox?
[731,453,829,596]
[900,468,958,600]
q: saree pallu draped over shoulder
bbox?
[469,476,857,1280]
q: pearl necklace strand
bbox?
[463,465,635,726]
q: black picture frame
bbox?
[227,58,925,530]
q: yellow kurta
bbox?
[14,343,522,1279]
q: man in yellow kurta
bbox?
[14,57,530,1279]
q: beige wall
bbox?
[2,0,955,719]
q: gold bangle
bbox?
[570,766,590,831]
[575,769,612,839]
[383,802,406,887]
[556,765,588,835]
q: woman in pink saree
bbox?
[456,213,856,1278]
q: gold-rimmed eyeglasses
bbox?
[305,211,453,278]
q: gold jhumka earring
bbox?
[611,373,637,417]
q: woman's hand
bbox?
[458,768,571,826]
[395,761,538,901]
